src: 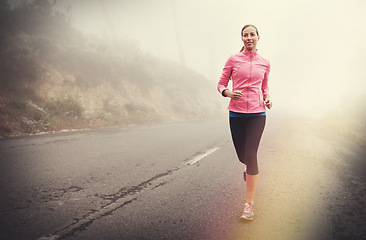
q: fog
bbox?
[9,0,366,111]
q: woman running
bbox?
[217,24,272,220]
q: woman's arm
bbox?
[223,89,243,100]
[263,94,272,109]
[217,56,234,96]
[261,60,270,96]
[262,60,272,109]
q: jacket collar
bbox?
[242,48,258,56]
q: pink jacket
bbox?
[217,49,270,113]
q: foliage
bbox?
[0,0,222,137]
[44,94,84,117]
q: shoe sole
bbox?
[240,215,253,220]
[240,212,254,220]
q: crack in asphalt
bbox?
[39,186,84,200]
[58,198,136,240]
[96,169,177,206]
[37,145,222,240]
[38,168,180,240]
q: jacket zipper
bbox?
[247,52,253,111]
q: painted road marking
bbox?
[187,147,219,165]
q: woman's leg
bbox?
[245,174,258,205]
[244,116,266,205]
[229,117,248,165]
[230,116,265,205]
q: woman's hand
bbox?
[224,90,243,100]
[263,94,272,109]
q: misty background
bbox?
[2,0,366,147]
[49,0,366,109]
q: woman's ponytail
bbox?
[240,46,245,52]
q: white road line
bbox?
[187,147,219,165]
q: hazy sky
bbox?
[9,0,366,110]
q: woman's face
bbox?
[241,26,259,52]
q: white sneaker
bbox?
[240,203,254,220]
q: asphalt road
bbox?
[0,111,365,240]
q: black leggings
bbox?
[229,116,266,175]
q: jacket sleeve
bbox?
[261,60,270,96]
[217,55,233,96]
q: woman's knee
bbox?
[245,154,258,174]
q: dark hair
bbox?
[240,24,259,52]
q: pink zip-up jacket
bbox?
[217,49,270,113]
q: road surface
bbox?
[0,111,365,240]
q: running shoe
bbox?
[240,202,254,220]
